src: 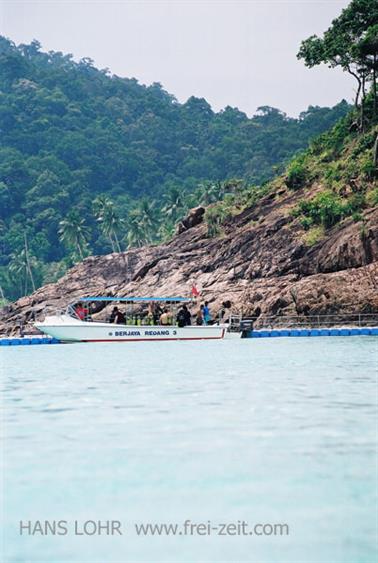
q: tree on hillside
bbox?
[93,195,124,253]
[196,182,222,205]
[158,222,176,243]
[126,213,148,249]
[298,0,378,128]
[8,248,38,296]
[195,179,242,206]
[357,23,378,116]
[58,211,91,260]
[126,199,157,248]
[161,186,187,223]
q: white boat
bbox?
[35,296,230,342]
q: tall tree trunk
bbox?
[108,233,116,253]
[24,232,36,292]
[113,229,129,279]
[125,253,130,283]
[373,134,378,168]
[347,67,362,108]
[113,231,122,253]
[373,55,377,118]
[360,74,366,133]
[77,241,84,261]
[24,266,28,296]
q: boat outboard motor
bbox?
[240,318,254,338]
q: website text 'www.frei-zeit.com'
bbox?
[19,520,290,537]
[134,520,289,537]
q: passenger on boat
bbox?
[75,304,86,321]
[218,300,231,319]
[109,306,119,323]
[195,309,204,326]
[115,310,126,324]
[147,303,155,325]
[217,300,232,323]
[203,301,212,325]
[153,304,163,325]
[183,304,191,326]
[160,308,172,325]
[146,310,154,325]
[177,304,192,327]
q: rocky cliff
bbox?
[1,172,377,335]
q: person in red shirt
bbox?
[75,304,86,320]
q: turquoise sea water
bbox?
[1,337,377,563]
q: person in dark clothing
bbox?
[177,307,185,328]
[115,310,126,324]
[177,305,191,328]
[177,304,192,327]
[183,304,191,326]
[153,304,163,325]
[109,306,119,323]
[218,300,232,320]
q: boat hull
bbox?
[35,316,227,342]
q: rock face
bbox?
[175,206,205,234]
[1,185,377,335]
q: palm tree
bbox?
[58,210,91,260]
[93,196,124,253]
[196,181,222,205]
[103,206,124,253]
[195,180,239,206]
[138,198,157,238]
[125,199,158,248]
[23,232,36,292]
[9,251,28,295]
[92,195,110,218]
[158,222,175,242]
[8,249,38,295]
[126,214,147,248]
[162,187,187,223]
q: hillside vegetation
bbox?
[204,97,377,244]
[0,35,349,301]
[2,105,377,335]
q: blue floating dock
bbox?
[249,327,378,338]
[0,337,61,346]
[1,327,378,345]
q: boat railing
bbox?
[247,312,378,330]
[227,314,243,332]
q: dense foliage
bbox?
[291,99,377,233]
[298,0,378,129]
[202,99,377,247]
[0,36,350,301]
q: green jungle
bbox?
[0,0,377,301]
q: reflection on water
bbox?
[2,337,377,563]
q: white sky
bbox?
[1,0,353,117]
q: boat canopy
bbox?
[79,296,191,303]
